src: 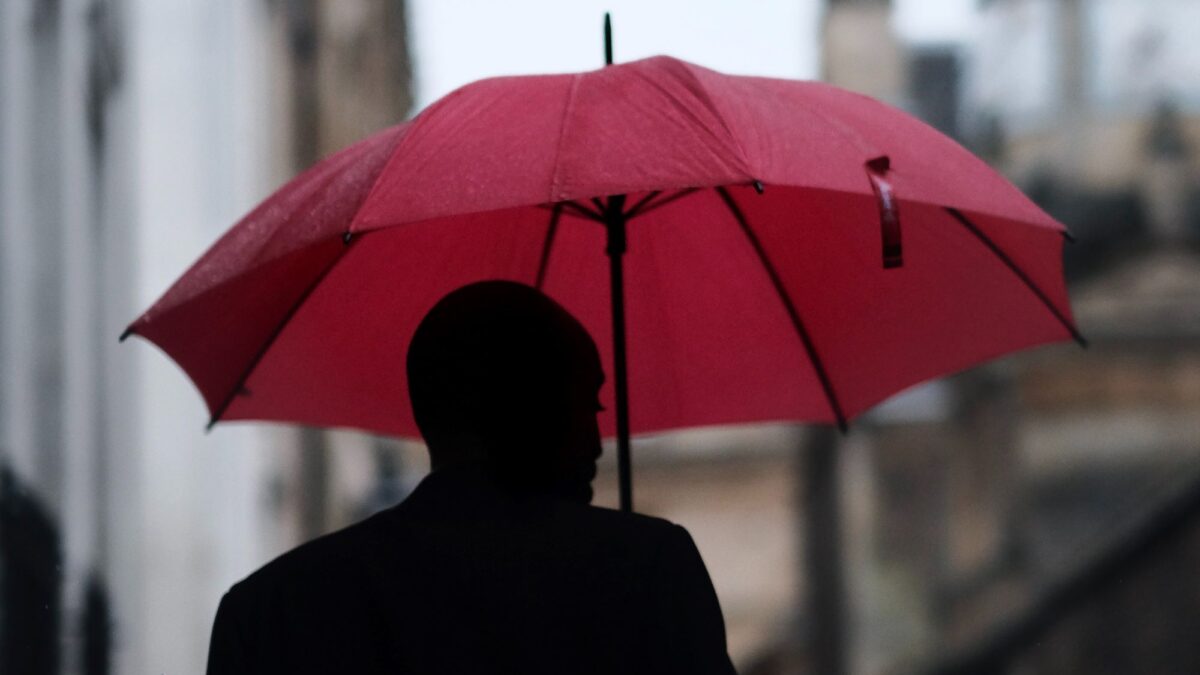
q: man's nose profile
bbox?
[205,280,736,675]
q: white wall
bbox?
[1,1,282,672]
[125,1,276,672]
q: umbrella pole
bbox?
[601,15,632,513]
[604,195,633,513]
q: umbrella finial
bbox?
[604,13,613,66]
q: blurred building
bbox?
[739,1,1200,674]
[823,0,907,107]
[2,1,276,673]
[1,1,410,673]
[965,0,1200,269]
[256,0,415,555]
[592,425,805,668]
[881,1,1200,674]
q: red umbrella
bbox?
[122,46,1082,513]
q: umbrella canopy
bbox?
[124,54,1081,476]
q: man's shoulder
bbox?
[223,498,690,604]
[532,500,694,564]
[225,511,387,601]
[552,501,682,539]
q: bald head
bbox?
[406,281,604,502]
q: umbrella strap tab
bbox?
[866,156,902,269]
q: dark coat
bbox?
[206,469,737,674]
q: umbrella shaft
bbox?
[604,195,633,513]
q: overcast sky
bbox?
[409,0,975,111]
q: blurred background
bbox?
[2,0,1198,673]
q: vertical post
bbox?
[288,0,330,541]
[803,425,846,675]
[604,196,633,513]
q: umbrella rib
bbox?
[205,235,360,430]
[623,190,661,218]
[944,207,1088,347]
[715,186,848,432]
[558,200,605,222]
[627,188,700,219]
[534,203,563,289]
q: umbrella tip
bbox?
[753,180,764,194]
[119,327,133,343]
[205,417,218,433]
[604,13,613,66]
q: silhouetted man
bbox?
[206,280,736,674]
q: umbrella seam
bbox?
[243,138,367,285]
[256,130,396,275]
[549,74,582,203]
[345,98,446,234]
[792,85,880,158]
[628,67,751,179]
[674,60,755,174]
